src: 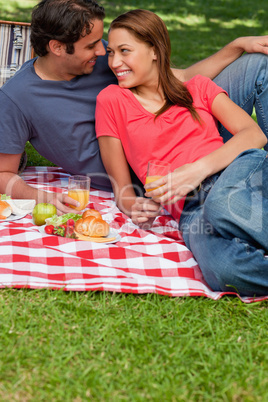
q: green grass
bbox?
[1,1,268,400]
[1,290,268,401]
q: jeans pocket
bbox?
[201,173,221,194]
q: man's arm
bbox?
[173,36,268,82]
[0,153,79,214]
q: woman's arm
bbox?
[173,36,268,82]
[196,93,267,175]
[98,136,161,224]
[145,93,267,204]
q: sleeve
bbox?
[0,90,31,154]
[95,86,121,140]
[198,75,228,113]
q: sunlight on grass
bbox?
[0,0,37,21]
[210,18,262,29]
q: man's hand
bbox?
[0,153,87,215]
[45,192,81,215]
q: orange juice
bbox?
[145,175,163,191]
[68,189,90,211]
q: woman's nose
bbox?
[110,52,122,69]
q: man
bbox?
[0,0,268,213]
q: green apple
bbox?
[32,203,57,226]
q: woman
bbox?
[95,9,268,296]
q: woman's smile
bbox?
[107,28,157,88]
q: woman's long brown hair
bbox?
[109,9,200,121]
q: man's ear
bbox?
[48,40,65,56]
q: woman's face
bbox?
[107,28,157,88]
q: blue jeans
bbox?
[213,53,268,147]
[179,149,268,296]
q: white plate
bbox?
[5,199,36,215]
[38,225,121,244]
[0,213,28,222]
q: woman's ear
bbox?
[152,47,157,61]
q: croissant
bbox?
[75,215,109,237]
[82,209,102,220]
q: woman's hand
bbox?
[181,35,268,82]
[131,196,162,227]
[237,36,268,55]
[145,161,206,205]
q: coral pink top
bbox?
[96,75,227,219]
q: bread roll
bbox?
[0,201,12,219]
[75,215,109,237]
[82,209,102,220]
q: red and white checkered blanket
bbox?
[0,166,267,303]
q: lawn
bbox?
[0,0,268,401]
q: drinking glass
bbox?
[68,175,90,211]
[146,160,171,192]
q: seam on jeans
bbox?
[256,96,268,136]
[245,152,267,184]
[240,55,265,109]
[240,90,255,110]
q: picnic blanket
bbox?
[0,166,267,303]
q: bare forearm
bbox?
[145,126,266,206]
[113,185,136,217]
[182,38,246,81]
[197,127,267,179]
[0,172,80,214]
[0,172,50,201]
[180,36,268,82]
[115,187,161,225]
[200,93,268,177]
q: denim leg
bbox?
[189,225,268,296]
[180,149,268,296]
[213,53,268,147]
[203,149,268,248]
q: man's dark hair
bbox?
[31,0,105,56]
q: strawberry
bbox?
[53,225,66,237]
[67,226,75,235]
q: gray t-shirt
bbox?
[0,40,117,191]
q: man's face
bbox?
[62,19,106,79]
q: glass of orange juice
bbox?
[146,160,171,192]
[68,175,90,211]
